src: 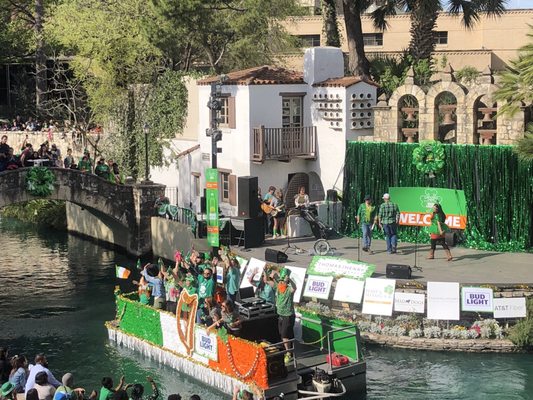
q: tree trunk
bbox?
[342,0,370,77]
[126,87,138,180]
[408,7,438,62]
[322,0,340,47]
[35,0,47,116]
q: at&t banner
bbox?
[389,187,467,229]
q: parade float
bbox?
[106,286,366,399]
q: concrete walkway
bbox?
[234,235,533,284]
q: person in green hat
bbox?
[275,268,296,363]
[180,275,197,319]
[1,382,16,400]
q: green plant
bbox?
[1,200,67,230]
[508,297,533,349]
[455,66,480,85]
[514,123,533,161]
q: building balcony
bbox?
[251,125,317,163]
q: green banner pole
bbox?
[205,168,219,247]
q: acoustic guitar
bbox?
[261,203,285,216]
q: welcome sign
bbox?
[307,256,375,280]
[389,187,467,229]
[194,327,218,361]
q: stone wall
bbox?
[150,217,209,261]
[371,66,528,145]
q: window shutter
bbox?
[229,174,237,206]
[228,96,236,129]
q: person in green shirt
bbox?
[356,194,377,254]
[248,268,276,304]
[180,275,197,319]
[275,268,296,363]
[197,268,215,316]
[428,203,453,261]
[95,158,110,180]
[224,258,241,304]
[99,376,125,400]
[78,155,92,173]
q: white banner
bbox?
[240,258,265,289]
[493,298,527,319]
[303,275,333,300]
[427,282,460,320]
[307,256,375,280]
[394,292,425,313]
[286,266,306,303]
[461,287,494,313]
[194,327,218,361]
[333,278,365,304]
[362,278,396,316]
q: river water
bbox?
[1,218,532,400]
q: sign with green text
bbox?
[307,256,375,280]
[389,187,467,229]
[205,168,219,247]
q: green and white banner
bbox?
[205,168,219,247]
[307,256,375,280]
[389,187,467,229]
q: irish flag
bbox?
[116,265,131,279]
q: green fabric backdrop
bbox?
[341,142,533,252]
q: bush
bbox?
[0,200,66,229]
[508,298,533,349]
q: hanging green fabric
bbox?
[341,142,533,252]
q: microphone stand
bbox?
[412,226,423,272]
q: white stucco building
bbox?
[152,47,377,216]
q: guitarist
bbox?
[272,189,286,238]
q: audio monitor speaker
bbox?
[264,248,288,264]
[238,176,259,218]
[386,263,412,279]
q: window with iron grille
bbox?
[435,31,448,45]
[296,34,321,47]
[363,33,383,47]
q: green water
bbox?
[1,218,532,400]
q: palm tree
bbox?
[515,124,533,161]
[322,0,341,47]
[342,0,372,77]
[371,0,506,62]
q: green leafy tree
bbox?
[494,27,533,160]
[149,0,301,73]
[371,0,506,62]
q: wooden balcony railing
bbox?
[251,126,317,163]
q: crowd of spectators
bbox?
[0,350,255,400]
[0,134,123,184]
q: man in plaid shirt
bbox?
[377,193,400,254]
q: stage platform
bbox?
[234,235,533,285]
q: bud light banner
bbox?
[389,187,467,229]
[205,168,219,247]
[194,327,218,361]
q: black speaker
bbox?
[232,216,265,248]
[265,248,288,264]
[386,263,412,279]
[326,189,338,202]
[445,231,457,247]
[238,176,259,218]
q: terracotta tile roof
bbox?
[313,76,380,88]
[197,65,304,86]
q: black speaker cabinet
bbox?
[265,248,288,264]
[231,216,264,248]
[445,231,457,247]
[238,176,259,218]
[326,189,338,202]
[386,263,412,279]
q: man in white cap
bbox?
[377,193,400,254]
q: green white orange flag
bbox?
[116,265,131,279]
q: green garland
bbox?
[26,167,56,197]
[412,140,445,176]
